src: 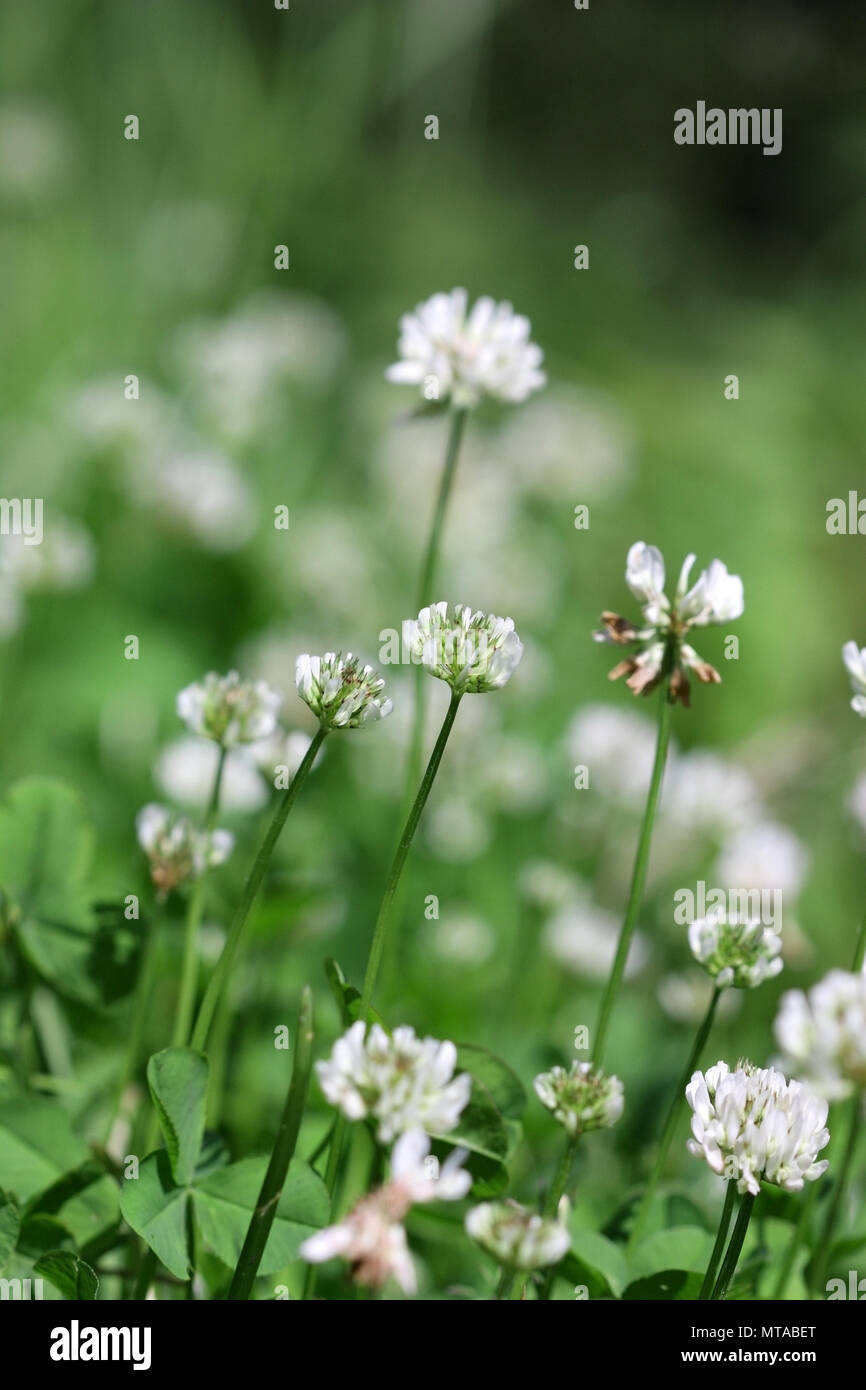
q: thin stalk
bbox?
[592,683,674,1067]
[228,986,315,1300]
[305,696,461,1300]
[360,691,461,1015]
[495,1266,515,1300]
[404,408,468,801]
[852,910,866,973]
[191,727,326,1052]
[103,916,160,1146]
[811,1095,862,1296]
[172,745,226,1050]
[535,1134,580,1300]
[699,1181,737,1299]
[711,1190,756,1300]
[628,987,721,1253]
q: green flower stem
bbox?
[191,727,326,1053]
[592,682,674,1067]
[711,1190,756,1300]
[405,408,468,800]
[535,1133,581,1301]
[228,986,314,1300]
[103,915,160,1146]
[852,909,866,973]
[810,1094,862,1297]
[628,986,722,1254]
[495,1266,515,1300]
[699,1181,737,1299]
[171,747,226,1050]
[360,690,462,1016]
[771,1182,817,1299]
[304,694,461,1301]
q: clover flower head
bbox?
[465,1200,570,1271]
[774,969,866,1100]
[402,602,523,694]
[315,1021,472,1143]
[688,913,783,990]
[686,1059,830,1196]
[842,642,866,717]
[299,1130,470,1294]
[295,652,392,730]
[176,670,282,746]
[385,288,546,408]
[136,803,233,897]
[594,542,744,706]
[533,1060,624,1137]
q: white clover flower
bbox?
[315,1021,472,1143]
[465,1200,570,1271]
[386,288,545,408]
[774,969,866,1100]
[154,736,269,813]
[402,602,523,695]
[533,1061,624,1137]
[688,913,783,990]
[842,642,866,716]
[176,671,282,746]
[686,1060,830,1196]
[136,803,233,897]
[295,652,392,730]
[544,898,647,982]
[595,541,744,706]
[663,751,762,838]
[299,1130,469,1294]
[714,822,808,902]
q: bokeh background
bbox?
[1,0,865,1296]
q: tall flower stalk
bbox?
[591,542,745,1065]
[172,747,226,1047]
[192,654,391,1052]
[228,986,315,1300]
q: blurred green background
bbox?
[1,0,865,1296]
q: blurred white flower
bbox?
[403,602,523,695]
[714,822,809,901]
[595,542,744,705]
[774,969,866,1100]
[386,288,545,408]
[663,751,762,838]
[848,772,866,834]
[842,641,866,717]
[300,1130,469,1294]
[534,1061,624,1136]
[0,102,77,204]
[296,652,392,730]
[0,516,95,592]
[566,703,669,809]
[518,859,586,913]
[154,736,269,813]
[465,1200,569,1270]
[154,449,256,552]
[315,1021,471,1143]
[544,898,647,981]
[175,293,346,438]
[498,387,633,502]
[433,911,495,964]
[177,671,282,746]
[686,1060,829,1195]
[657,972,741,1025]
[136,803,233,897]
[688,913,783,990]
[424,796,491,863]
